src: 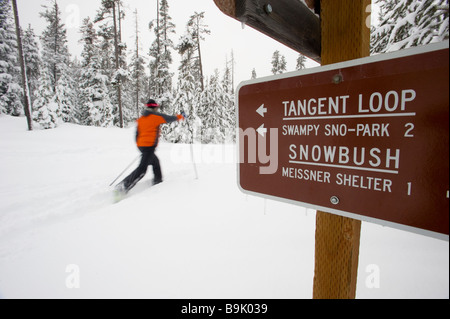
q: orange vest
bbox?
[136,111,182,147]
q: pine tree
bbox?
[199,70,222,143]
[32,68,59,129]
[0,0,22,116]
[79,17,113,127]
[221,58,236,142]
[197,62,235,145]
[371,0,449,54]
[148,0,176,108]
[186,11,210,91]
[97,23,114,80]
[96,20,116,124]
[168,33,198,143]
[70,57,82,123]
[22,25,41,108]
[222,56,232,94]
[129,9,148,119]
[40,0,68,92]
[95,0,127,127]
[56,60,77,123]
[163,11,211,143]
[39,0,74,124]
[296,54,306,70]
[271,50,287,74]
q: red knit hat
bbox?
[146,99,160,108]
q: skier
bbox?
[115,99,185,196]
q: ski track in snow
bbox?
[0,117,134,253]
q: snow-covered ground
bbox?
[0,115,448,299]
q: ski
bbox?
[113,189,126,203]
[112,183,128,204]
[112,179,163,204]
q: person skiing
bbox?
[115,99,185,196]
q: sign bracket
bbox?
[213,0,322,63]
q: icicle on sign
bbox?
[237,42,449,241]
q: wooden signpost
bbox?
[214,0,449,299]
[314,0,369,299]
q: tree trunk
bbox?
[112,1,123,128]
[197,38,204,92]
[134,9,140,119]
[11,0,33,131]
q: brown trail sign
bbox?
[237,42,449,240]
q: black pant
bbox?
[121,146,162,192]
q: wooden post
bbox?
[312,0,371,299]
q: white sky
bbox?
[16,0,379,86]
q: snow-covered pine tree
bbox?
[97,23,114,80]
[128,52,148,119]
[0,0,23,116]
[32,68,59,129]
[69,57,82,124]
[163,12,210,143]
[39,0,74,123]
[167,33,198,143]
[296,54,307,70]
[78,16,96,126]
[148,0,176,110]
[186,11,210,92]
[95,0,128,127]
[22,25,41,108]
[198,70,228,144]
[221,59,236,143]
[95,20,116,124]
[197,77,211,143]
[56,61,77,123]
[79,17,113,127]
[371,0,449,54]
[196,57,235,144]
[129,9,149,120]
[271,50,287,74]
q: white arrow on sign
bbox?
[256,104,267,117]
[257,124,267,137]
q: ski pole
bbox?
[109,155,141,187]
[190,141,199,180]
[183,112,199,180]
